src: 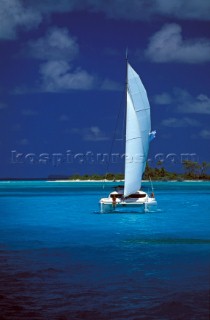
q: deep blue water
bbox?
[0,181,209,319]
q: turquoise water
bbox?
[0,181,210,319]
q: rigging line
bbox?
[149,176,154,193]
[104,90,125,180]
[122,93,126,143]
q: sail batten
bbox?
[126,137,141,141]
[124,63,152,197]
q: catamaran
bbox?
[99,58,157,213]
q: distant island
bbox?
[1,160,209,181]
[67,160,210,181]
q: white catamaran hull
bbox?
[99,190,157,213]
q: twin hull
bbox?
[99,191,157,213]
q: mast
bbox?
[124,49,128,180]
[125,48,128,96]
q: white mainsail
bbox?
[124,63,153,197]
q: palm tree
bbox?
[182,160,200,178]
[200,162,210,178]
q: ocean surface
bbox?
[0,181,209,319]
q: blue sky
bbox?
[0,0,210,178]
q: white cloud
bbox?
[161,133,171,139]
[26,0,79,14]
[83,126,109,141]
[28,0,210,21]
[100,78,122,91]
[71,126,109,141]
[21,109,37,116]
[39,60,95,92]
[18,138,29,145]
[26,27,97,92]
[27,27,79,61]
[155,88,210,115]
[17,26,121,92]
[177,92,210,114]
[32,0,210,21]
[154,93,173,105]
[0,0,41,39]
[145,24,210,63]
[0,102,7,109]
[1,0,210,40]
[59,114,69,121]
[154,0,210,21]
[12,124,21,131]
[199,129,210,139]
[161,117,201,127]
[12,85,29,95]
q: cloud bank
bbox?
[145,24,210,64]
[199,129,210,140]
[28,27,79,61]
[27,0,210,21]
[27,27,95,91]
[177,93,210,114]
[155,89,210,115]
[71,126,109,141]
[0,0,41,39]
[161,117,201,128]
[39,61,95,92]
[25,27,120,92]
[1,0,210,40]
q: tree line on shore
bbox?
[68,160,210,181]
